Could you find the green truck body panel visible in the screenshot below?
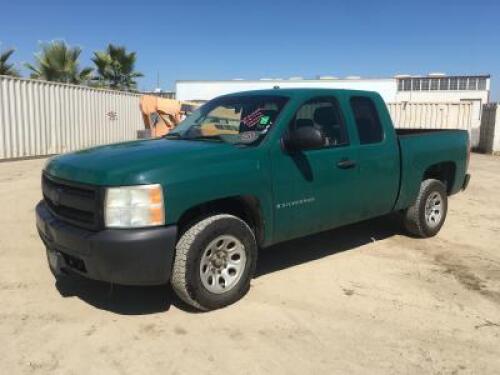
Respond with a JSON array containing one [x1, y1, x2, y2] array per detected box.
[[396, 131, 468, 209], [44, 88, 469, 247]]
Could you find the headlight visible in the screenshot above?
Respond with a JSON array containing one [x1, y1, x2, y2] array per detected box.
[[104, 184, 165, 228]]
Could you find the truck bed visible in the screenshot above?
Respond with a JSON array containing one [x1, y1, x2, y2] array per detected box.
[[394, 128, 469, 211]]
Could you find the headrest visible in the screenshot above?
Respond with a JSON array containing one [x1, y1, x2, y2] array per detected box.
[[296, 119, 314, 128], [314, 106, 338, 125]]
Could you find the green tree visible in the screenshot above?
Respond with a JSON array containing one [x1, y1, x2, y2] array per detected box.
[[0, 48, 20, 77], [92, 44, 143, 90], [25, 41, 92, 84]]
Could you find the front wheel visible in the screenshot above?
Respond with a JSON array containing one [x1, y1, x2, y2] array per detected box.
[[171, 214, 257, 311], [403, 179, 448, 238]]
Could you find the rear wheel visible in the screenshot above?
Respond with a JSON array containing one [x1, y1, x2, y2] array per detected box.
[[403, 179, 448, 238], [171, 214, 257, 311]]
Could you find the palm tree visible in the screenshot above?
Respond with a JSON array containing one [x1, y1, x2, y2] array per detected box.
[[0, 48, 20, 77], [26, 41, 92, 84], [92, 44, 143, 90]]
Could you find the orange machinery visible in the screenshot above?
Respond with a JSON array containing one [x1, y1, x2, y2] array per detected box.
[[139, 95, 199, 137]]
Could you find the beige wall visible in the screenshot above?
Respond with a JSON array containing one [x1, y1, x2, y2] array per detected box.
[[395, 91, 488, 147], [387, 102, 472, 131]]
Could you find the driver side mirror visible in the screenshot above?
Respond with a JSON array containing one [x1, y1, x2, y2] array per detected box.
[[285, 126, 325, 151]]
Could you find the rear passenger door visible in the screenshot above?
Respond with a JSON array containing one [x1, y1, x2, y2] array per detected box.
[[349, 96, 400, 219], [271, 96, 360, 242]]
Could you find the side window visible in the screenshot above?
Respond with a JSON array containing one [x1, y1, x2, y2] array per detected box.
[[350, 96, 384, 144], [291, 97, 348, 147]]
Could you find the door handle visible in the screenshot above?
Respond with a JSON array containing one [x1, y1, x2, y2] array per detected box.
[[336, 159, 357, 169]]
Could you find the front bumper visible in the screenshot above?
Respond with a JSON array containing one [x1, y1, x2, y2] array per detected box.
[[36, 201, 177, 285]]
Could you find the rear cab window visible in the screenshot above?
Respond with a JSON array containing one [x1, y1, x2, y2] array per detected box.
[[350, 96, 384, 144]]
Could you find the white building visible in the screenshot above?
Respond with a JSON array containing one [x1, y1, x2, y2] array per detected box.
[[175, 74, 491, 146], [176, 76, 399, 102], [176, 74, 490, 104]]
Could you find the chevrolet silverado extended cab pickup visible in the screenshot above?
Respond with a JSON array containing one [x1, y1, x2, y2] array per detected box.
[[36, 88, 470, 310]]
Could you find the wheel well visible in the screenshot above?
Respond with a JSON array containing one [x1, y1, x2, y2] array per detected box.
[[177, 196, 264, 246], [423, 162, 456, 194]]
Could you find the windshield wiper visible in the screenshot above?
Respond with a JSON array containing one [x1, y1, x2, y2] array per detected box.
[[164, 132, 226, 143], [184, 135, 225, 142]]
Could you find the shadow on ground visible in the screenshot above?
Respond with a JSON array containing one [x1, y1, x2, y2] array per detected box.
[[256, 214, 402, 277], [55, 214, 403, 315], [56, 277, 174, 315]]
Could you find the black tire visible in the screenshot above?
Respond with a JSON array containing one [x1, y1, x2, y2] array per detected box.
[[171, 214, 257, 311], [403, 179, 448, 238]]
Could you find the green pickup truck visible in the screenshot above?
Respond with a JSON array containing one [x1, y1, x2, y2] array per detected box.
[[36, 88, 470, 310]]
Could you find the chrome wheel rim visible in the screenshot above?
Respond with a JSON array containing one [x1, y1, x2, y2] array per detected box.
[[199, 235, 246, 294], [425, 191, 443, 228]]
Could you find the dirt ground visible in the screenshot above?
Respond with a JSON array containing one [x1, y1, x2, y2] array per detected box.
[[0, 153, 499, 375]]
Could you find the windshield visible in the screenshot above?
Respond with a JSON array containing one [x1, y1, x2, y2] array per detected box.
[[167, 95, 289, 145]]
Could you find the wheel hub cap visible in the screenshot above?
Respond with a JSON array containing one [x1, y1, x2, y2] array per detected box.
[[424, 191, 443, 228], [200, 235, 247, 294]]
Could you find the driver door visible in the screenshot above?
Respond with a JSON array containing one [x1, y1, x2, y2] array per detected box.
[[271, 96, 360, 243]]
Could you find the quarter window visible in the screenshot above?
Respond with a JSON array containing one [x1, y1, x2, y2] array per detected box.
[[350, 97, 384, 145]]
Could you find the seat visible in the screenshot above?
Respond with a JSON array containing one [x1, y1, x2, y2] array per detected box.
[[355, 116, 380, 144], [313, 106, 344, 145]]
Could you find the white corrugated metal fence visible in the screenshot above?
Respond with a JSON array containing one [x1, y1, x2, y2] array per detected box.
[[387, 102, 472, 130], [0, 76, 143, 160]]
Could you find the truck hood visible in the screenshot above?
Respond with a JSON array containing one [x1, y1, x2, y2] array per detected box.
[[44, 138, 248, 186]]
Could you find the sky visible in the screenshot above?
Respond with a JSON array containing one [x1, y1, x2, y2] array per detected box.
[[1, 0, 499, 99]]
